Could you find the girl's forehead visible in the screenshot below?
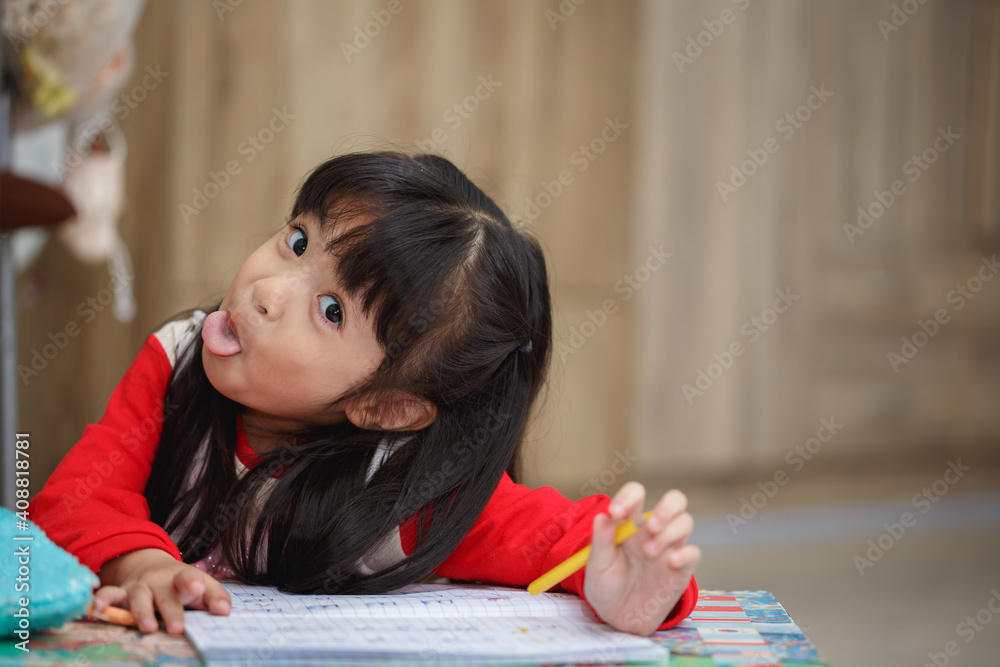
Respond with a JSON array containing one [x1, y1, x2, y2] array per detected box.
[[296, 208, 372, 239]]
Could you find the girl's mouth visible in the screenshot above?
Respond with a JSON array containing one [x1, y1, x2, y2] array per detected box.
[[202, 310, 243, 356]]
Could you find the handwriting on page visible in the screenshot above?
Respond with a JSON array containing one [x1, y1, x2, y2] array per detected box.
[[224, 582, 595, 619]]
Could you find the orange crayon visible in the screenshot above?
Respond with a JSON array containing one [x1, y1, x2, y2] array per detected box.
[[85, 602, 139, 628]]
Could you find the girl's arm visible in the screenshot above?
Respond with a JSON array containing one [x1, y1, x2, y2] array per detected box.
[[399, 473, 699, 633], [30, 329, 232, 636], [28, 334, 183, 573]]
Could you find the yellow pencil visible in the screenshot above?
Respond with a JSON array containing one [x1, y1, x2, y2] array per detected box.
[[527, 510, 653, 595]]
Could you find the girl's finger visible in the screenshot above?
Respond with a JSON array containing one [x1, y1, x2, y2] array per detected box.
[[173, 569, 207, 608], [651, 490, 687, 525], [152, 582, 186, 635], [666, 543, 702, 571], [203, 578, 232, 616], [92, 585, 129, 611], [124, 585, 159, 634], [643, 490, 687, 536], [645, 512, 694, 556], [608, 481, 646, 525]]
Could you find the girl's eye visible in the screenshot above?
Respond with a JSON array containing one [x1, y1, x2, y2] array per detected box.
[[320, 295, 343, 327], [287, 229, 307, 256]]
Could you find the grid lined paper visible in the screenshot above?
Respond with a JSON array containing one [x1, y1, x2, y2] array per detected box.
[[183, 582, 667, 665]]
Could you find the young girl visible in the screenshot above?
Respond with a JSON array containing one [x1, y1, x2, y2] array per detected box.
[[29, 152, 700, 637]]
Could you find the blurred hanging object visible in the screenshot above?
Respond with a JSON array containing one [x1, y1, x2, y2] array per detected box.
[[2, 0, 147, 323], [4, 0, 145, 129], [58, 124, 136, 320]]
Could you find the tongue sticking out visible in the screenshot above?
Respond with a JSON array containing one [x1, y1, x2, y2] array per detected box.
[[202, 310, 242, 356]]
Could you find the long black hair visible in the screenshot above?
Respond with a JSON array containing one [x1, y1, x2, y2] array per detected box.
[[144, 152, 552, 594]]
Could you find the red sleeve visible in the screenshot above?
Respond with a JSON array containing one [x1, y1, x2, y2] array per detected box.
[[28, 335, 182, 575], [400, 472, 697, 631]]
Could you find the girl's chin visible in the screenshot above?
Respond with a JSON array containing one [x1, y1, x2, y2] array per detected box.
[[201, 349, 241, 400]]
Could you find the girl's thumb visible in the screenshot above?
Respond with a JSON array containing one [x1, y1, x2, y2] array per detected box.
[[586, 512, 619, 572]]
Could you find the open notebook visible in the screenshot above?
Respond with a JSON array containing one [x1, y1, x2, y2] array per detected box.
[[184, 581, 669, 665]]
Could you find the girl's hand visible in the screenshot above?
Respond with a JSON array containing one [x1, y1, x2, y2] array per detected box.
[[583, 482, 701, 636], [95, 548, 232, 635]]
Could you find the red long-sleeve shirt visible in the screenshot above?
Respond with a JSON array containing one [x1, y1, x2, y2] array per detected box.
[[29, 314, 697, 630]]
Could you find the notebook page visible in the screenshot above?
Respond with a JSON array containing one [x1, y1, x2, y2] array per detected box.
[[222, 581, 597, 619], [184, 611, 668, 665]]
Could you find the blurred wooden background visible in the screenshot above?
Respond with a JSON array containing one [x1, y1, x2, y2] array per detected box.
[[15, 0, 999, 498]]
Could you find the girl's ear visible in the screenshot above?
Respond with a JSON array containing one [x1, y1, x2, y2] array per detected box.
[[344, 392, 438, 431]]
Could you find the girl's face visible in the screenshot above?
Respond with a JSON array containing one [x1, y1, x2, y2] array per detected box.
[[202, 214, 384, 432]]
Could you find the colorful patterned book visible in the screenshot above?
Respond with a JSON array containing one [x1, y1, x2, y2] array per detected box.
[[652, 590, 828, 666]]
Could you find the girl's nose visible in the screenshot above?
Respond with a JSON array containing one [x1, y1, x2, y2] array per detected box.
[[252, 271, 301, 318]]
